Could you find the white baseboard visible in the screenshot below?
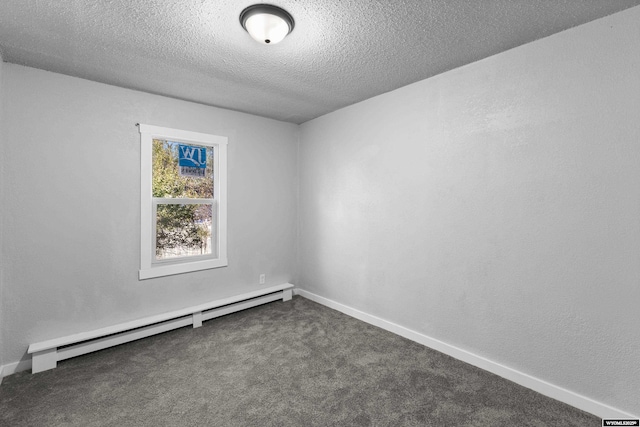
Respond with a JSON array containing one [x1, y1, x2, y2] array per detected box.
[[294, 288, 637, 420], [1, 359, 33, 382]]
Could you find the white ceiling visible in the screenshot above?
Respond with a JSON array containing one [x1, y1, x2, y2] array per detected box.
[[1, 1, 638, 124]]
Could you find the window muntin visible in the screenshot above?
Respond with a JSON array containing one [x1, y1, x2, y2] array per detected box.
[[139, 124, 227, 279]]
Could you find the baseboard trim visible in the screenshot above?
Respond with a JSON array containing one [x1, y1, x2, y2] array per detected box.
[[0, 359, 33, 381], [294, 288, 637, 420]]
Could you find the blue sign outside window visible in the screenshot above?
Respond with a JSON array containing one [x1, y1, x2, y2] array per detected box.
[[178, 144, 207, 178]]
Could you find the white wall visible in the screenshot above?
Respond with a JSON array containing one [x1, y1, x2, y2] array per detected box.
[[298, 6, 640, 416], [0, 65, 298, 366], [0, 53, 5, 373]]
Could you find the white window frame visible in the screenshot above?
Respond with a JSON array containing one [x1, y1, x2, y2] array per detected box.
[[138, 124, 228, 280]]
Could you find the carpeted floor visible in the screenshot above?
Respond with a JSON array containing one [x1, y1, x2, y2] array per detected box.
[[1, 295, 600, 426]]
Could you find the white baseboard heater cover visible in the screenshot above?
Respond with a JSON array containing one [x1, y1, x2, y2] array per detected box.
[[28, 283, 294, 373]]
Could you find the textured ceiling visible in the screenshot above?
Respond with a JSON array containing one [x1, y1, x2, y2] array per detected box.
[[1, 1, 639, 124]]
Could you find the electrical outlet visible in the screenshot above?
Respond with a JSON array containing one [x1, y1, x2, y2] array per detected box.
[[259, 274, 265, 284]]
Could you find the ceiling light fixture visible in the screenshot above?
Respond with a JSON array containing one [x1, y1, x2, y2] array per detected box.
[[240, 4, 294, 45]]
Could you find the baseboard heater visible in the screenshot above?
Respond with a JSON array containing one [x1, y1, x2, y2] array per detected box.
[[28, 283, 294, 374]]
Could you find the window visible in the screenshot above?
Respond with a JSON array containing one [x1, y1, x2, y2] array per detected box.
[[138, 124, 227, 279]]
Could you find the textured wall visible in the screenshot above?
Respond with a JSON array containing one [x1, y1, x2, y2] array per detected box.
[[298, 7, 640, 415], [0, 65, 298, 365], [0, 54, 4, 372]]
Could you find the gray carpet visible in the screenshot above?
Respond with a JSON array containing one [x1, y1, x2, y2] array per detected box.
[[1, 296, 600, 426]]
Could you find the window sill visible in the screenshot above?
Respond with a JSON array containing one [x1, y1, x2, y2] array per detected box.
[[139, 258, 228, 280]]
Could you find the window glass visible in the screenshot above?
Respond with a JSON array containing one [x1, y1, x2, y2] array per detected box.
[[156, 203, 216, 260], [152, 139, 214, 198]]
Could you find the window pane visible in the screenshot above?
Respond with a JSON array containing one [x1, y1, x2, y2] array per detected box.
[[156, 204, 217, 260], [152, 139, 214, 198]]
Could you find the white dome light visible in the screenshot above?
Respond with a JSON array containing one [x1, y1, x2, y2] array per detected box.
[[240, 4, 294, 45]]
